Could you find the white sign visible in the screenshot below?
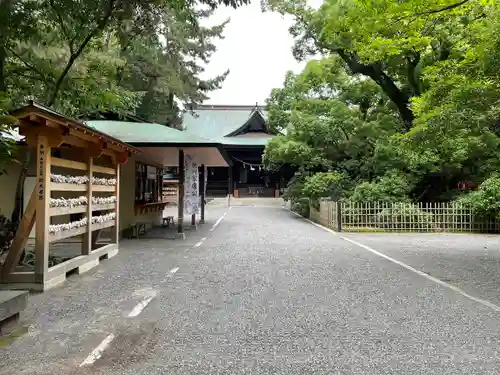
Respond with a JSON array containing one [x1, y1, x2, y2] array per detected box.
[[184, 153, 200, 215], [146, 165, 156, 179]]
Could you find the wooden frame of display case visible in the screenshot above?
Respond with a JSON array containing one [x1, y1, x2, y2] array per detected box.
[[0, 102, 139, 291]]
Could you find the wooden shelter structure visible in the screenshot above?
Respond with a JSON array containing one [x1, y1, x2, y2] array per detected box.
[[0, 102, 138, 291], [87, 120, 232, 238]]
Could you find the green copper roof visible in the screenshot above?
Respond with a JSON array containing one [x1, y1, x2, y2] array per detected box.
[[182, 105, 271, 146], [86, 120, 216, 145]]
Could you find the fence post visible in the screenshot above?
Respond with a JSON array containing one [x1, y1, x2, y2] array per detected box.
[[336, 201, 342, 232]]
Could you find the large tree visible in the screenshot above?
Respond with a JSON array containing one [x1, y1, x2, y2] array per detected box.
[[263, 0, 500, 203], [0, 0, 249, 225], [263, 0, 485, 130]]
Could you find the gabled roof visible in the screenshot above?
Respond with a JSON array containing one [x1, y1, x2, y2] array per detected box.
[[182, 105, 272, 146], [225, 110, 272, 137]]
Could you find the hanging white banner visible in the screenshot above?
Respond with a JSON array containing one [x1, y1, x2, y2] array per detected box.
[[183, 153, 200, 215]]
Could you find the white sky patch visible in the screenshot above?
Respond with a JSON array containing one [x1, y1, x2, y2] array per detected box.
[[200, 1, 312, 105]]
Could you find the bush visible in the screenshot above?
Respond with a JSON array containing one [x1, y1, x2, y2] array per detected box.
[[457, 176, 500, 218], [291, 198, 310, 217], [302, 172, 347, 207], [373, 204, 436, 230], [350, 171, 412, 202], [0, 215, 15, 257]]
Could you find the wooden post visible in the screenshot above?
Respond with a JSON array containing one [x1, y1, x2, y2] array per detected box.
[[112, 163, 120, 244], [35, 135, 51, 282], [336, 201, 342, 232], [177, 149, 185, 238], [200, 165, 205, 224], [82, 156, 93, 255], [1, 190, 36, 278]]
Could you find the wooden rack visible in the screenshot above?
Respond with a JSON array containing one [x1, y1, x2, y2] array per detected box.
[[0, 103, 138, 291], [162, 180, 179, 204]]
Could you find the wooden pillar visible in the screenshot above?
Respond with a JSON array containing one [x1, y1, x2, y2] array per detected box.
[[228, 166, 232, 197], [200, 165, 205, 224], [35, 135, 51, 283], [82, 156, 93, 255], [177, 149, 185, 237], [191, 213, 196, 226], [112, 164, 120, 244]]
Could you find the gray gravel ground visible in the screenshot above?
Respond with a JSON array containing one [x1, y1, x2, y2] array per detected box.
[[341, 232, 500, 307], [2, 206, 500, 374]]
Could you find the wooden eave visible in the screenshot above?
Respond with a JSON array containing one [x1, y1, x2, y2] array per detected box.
[[11, 101, 140, 156]]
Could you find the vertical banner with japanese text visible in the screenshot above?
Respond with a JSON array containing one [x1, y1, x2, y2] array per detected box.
[[183, 153, 200, 215]]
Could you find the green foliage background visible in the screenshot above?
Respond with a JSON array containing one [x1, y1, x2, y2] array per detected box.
[[261, 0, 500, 213]]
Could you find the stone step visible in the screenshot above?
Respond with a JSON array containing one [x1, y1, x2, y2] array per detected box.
[[0, 291, 28, 336]]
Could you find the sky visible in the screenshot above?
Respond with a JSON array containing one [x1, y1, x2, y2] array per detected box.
[[200, 1, 307, 106]]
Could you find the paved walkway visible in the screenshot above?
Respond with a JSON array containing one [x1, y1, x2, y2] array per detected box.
[[2, 206, 500, 374]]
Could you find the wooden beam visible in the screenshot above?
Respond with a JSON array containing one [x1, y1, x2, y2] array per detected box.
[[115, 152, 128, 165], [92, 185, 115, 192], [35, 135, 51, 283], [0, 189, 36, 278], [61, 135, 88, 148], [93, 165, 116, 175], [82, 156, 93, 256], [50, 183, 88, 192], [87, 142, 104, 158], [111, 164, 120, 244], [20, 126, 64, 148], [51, 157, 87, 171], [68, 129, 124, 154]]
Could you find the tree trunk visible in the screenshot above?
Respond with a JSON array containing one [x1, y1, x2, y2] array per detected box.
[[47, 0, 116, 106], [406, 53, 421, 96], [0, 45, 6, 92], [338, 50, 414, 130]]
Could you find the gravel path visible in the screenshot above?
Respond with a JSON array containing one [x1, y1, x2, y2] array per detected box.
[[2, 206, 500, 374]]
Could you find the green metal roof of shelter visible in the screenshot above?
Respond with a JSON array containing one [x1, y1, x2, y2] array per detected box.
[[86, 120, 217, 145], [182, 105, 274, 147], [86, 120, 232, 167]]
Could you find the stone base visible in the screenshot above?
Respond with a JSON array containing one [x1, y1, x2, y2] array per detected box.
[[0, 244, 119, 292], [176, 232, 186, 240], [0, 291, 28, 335], [104, 248, 119, 259], [199, 219, 205, 224], [76, 258, 99, 275]]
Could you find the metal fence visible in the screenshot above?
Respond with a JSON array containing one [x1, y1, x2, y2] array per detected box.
[[309, 200, 500, 233]]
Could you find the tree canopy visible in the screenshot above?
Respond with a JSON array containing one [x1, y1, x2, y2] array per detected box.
[[262, 0, 500, 208], [0, 0, 249, 224], [0, 0, 247, 125]]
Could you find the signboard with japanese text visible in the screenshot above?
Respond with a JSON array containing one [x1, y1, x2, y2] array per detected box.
[[183, 153, 200, 215]]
